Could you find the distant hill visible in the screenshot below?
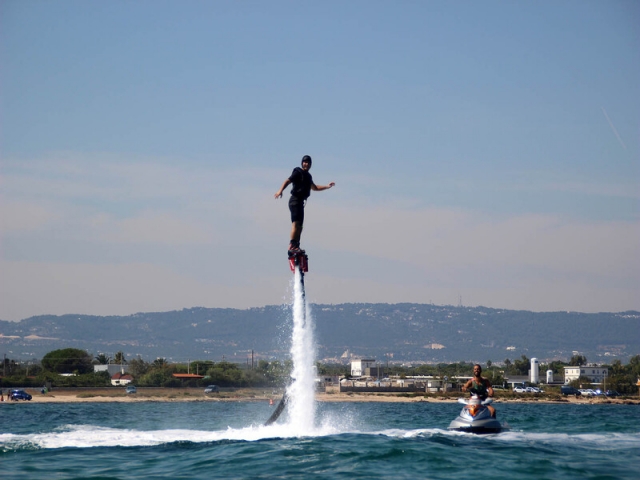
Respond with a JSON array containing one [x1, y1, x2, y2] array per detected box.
[[1, 304, 638, 364]]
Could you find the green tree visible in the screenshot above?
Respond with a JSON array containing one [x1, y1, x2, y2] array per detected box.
[[569, 355, 587, 366], [94, 354, 110, 365], [189, 360, 214, 376], [629, 355, 640, 376], [610, 359, 624, 376], [114, 351, 127, 365], [316, 362, 349, 376], [414, 364, 437, 376], [513, 355, 530, 375], [41, 348, 93, 374], [205, 361, 245, 387], [138, 369, 175, 387], [255, 360, 287, 383], [35, 370, 111, 388], [504, 359, 512, 374], [128, 356, 150, 377], [153, 358, 168, 368], [603, 355, 640, 394], [547, 360, 567, 375], [2, 357, 19, 376], [256, 360, 270, 373], [605, 374, 634, 394]]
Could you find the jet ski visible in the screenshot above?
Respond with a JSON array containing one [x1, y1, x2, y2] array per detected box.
[[448, 395, 508, 434]]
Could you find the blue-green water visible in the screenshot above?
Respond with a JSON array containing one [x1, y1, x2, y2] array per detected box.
[[1, 401, 638, 479]]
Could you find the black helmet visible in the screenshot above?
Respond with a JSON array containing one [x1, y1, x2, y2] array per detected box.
[[301, 155, 312, 166]]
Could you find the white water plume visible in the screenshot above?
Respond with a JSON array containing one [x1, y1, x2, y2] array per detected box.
[[285, 266, 317, 434]]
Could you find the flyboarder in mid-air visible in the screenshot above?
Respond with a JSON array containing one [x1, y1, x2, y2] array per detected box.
[[267, 155, 333, 425], [274, 155, 335, 257]]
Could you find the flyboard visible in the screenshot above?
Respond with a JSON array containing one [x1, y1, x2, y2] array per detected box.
[[264, 248, 308, 426]]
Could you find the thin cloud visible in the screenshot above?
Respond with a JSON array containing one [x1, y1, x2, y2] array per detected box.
[[0, 201, 59, 233], [2, 153, 639, 320], [601, 107, 627, 150], [544, 181, 639, 199], [309, 204, 640, 279]]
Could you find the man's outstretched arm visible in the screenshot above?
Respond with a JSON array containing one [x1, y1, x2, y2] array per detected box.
[[311, 182, 335, 192]]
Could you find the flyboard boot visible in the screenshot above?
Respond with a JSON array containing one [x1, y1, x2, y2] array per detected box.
[[288, 240, 308, 273]]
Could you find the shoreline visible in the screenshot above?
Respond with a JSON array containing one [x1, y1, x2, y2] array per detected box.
[[2, 387, 638, 405]]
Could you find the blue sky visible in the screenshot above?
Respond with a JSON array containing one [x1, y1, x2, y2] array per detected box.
[[1, 1, 638, 320]]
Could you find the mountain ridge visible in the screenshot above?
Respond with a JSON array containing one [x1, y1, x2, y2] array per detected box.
[[1, 303, 638, 364]]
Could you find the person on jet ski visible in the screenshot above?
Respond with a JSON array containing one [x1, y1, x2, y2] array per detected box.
[[462, 364, 496, 418]]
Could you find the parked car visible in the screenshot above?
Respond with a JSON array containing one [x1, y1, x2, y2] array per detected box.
[[204, 385, 219, 393], [605, 390, 621, 397], [560, 386, 581, 396], [513, 386, 526, 393], [579, 389, 597, 397], [10, 389, 32, 401], [525, 387, 543, 393], [125, 386, 137, 394]]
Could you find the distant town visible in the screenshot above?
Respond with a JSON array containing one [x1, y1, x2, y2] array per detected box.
[[2, 348, 639, 397]]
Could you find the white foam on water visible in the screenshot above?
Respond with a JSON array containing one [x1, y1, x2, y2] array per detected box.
[[373, 428, 640, 448], [3, 423, 639, 451], [0, 421, 344, 450], [491, 430, 640, 449], [375, 428, 448, 438]]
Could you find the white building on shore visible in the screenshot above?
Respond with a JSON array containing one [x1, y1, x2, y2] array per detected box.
[[564, 365, 608, 384], [94, 364, 130, 376], [351, 358, 380, 377]]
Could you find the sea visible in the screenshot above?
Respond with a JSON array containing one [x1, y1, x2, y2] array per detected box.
[[4, 273, 639, 479], [1, 400, 639, 479]]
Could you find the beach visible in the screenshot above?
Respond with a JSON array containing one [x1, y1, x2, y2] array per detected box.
[[4, 387, 638, 404]]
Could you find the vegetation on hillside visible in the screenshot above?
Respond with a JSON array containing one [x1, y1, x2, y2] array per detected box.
[[2, 305, 638, 363]]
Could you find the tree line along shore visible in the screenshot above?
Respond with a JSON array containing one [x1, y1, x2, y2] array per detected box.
[[2, 348, 640, 397]]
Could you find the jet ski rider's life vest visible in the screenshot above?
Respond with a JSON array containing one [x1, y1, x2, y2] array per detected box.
[[471, 380, 489, 399]]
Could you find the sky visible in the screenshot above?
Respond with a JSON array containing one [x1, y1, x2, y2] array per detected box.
[[1, 0, 638, 321]]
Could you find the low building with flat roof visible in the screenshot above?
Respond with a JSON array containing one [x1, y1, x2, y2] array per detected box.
[[564, 366, 608, 384], [351, 358, 377, 377], [94, 364, 130, 376]]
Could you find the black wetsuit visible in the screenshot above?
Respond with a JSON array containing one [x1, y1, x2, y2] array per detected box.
[[288, 167, 315, 224]]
